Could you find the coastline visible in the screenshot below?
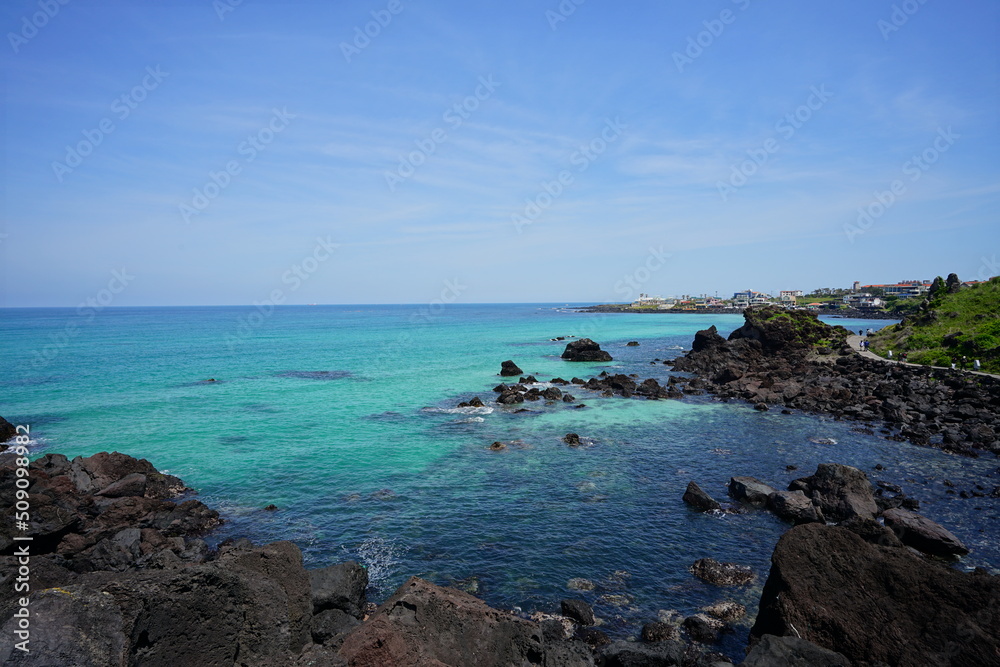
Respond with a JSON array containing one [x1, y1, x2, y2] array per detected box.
[[2, 309, 998, 665], [573, 304, 902, 320]]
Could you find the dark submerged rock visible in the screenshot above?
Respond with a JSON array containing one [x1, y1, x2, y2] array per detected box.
[[689, 558, 754, 586]]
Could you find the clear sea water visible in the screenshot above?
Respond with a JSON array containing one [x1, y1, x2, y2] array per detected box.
[[2, 304, 997, 660]]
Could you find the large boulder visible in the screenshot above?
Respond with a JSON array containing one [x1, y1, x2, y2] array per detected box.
[[337, 577, 544, 666], [727, 477, 775, 506], [741, 634, 851, 666], [750, 524, 1000, 665], [598, 640, 686, 666], [309, 561, 369, 619], [789, 464, 877, 522], [561, 339, 613, 362], [881, 508, 969, 558], [0, 542, 314, 667]]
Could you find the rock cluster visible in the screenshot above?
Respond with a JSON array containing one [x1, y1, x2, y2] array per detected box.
[[671, 307, 1000, 456]]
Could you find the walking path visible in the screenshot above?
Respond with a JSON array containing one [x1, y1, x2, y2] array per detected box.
[[846, 335, 1000, 380]]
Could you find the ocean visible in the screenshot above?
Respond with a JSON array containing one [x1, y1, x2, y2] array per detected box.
[[2, 304, 997, 660]]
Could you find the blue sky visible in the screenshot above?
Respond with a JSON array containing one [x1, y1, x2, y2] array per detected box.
[[2, 0, 998, 306]]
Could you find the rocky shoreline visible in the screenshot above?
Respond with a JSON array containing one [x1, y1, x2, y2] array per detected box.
[[667, 306, 1000, 459], [573, 305, 900, 320], [2, 446, 997, 666]]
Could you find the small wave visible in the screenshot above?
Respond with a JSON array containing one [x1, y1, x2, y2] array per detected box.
[[356, 535, 407, 598], [274, 370, 352, 381], [421, 406, 494, 416], [809, 437, 838, 445], [454, 416, 485, 424]]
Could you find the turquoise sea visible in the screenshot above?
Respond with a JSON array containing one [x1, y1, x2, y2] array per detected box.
[[2, 304, 997, 660]]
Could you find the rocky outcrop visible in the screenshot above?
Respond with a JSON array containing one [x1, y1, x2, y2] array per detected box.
[[337, 576, 545, 667], [766, 490, 823, 524], [750, 524, 1000, 665], [727, 477, 775, 506], [0, 452, 217, 566], [683, 481, 721, 511], [881, 507, 969, 558], [561, 339, 613, 362], [500, 360, 524, 377], [787, 464, 877, 522], [670, 306, 1000, 456]]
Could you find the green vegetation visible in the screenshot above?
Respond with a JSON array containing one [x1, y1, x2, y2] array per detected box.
[[869, 275, 1000, 373]]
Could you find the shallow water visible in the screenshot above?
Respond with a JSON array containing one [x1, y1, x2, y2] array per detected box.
[[2, 304, 996, 660]]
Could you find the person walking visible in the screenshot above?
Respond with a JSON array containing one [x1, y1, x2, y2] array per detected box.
[[974, 359, 981, 371], [887, 350, 893, 360]]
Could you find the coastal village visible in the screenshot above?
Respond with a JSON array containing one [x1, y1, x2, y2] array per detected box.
[[625, 278, 982, 313]]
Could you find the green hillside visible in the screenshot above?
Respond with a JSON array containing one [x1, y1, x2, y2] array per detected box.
[[869, 275, 1000, 373]]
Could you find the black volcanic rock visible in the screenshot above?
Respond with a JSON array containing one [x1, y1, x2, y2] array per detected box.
[[691, 325, 727, 353], [500, 360, 524, 377], [561, 339, 613, 362], [750, 524, 999, 665], [682, 481, 721, 512], [0, 416, 16, 444]]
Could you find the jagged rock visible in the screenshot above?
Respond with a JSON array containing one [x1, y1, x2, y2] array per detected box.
[[574, 627, 611, 649], [750, 524, 1000, 665], [791, 464, 877, 522], [881, 508, 969, 558], [838, 516, 902, 548], [626, 341, 640, 346], [766, 490, 823, 524], [564, 433, 582, 447], [683, 481, 721, 512], [560, 599, 595, 626], [692, 325, 727, 353], [690, 558, 754, 586], [561, 339, 613, 362], [309, 560, 369, 618], [728, 477, 776, 506], [742, 634, 852, 666], [489, 441, 507, 451], [543, 638, 595, 666], [95, 472, 147, 498], [337, 577, 544, 666], [500, 360, 524, 377]]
